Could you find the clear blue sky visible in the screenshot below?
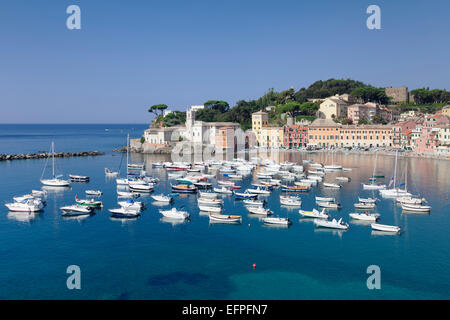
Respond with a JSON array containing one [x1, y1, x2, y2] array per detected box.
[[1, 0, 449, 123]]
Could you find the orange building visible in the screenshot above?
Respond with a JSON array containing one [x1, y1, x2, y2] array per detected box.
[[307, 119, 341, 148], [215, 126, 234, 150]]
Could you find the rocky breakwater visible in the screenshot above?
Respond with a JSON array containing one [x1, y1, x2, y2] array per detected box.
[[0, 151, 105, 161]]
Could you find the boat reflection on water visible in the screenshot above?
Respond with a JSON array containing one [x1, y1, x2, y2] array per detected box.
[[61, 214, 93, 223], [152, 201, 172, 207], [7, 211, 42, 223], [159, 217, 189, 226], [109, 215, 140, 223], [371, 230, 402, 237], [349, 219, 373, 226], [41, 185, 71, 193], [313, 227, 346, 238], [262, 222, 291, 229]]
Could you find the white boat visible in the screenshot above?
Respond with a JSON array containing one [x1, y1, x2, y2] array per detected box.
[[263, 217, 292, 225], [159, 208, 190, 220], [336, 176, 350, 182], [380, 151, 411, 198], [118, 199, 142, 212], [213, 187, 233, 194], [194, 181, 212, 189], [247, 206, 272, 215], [401, 203, 431, 212], [299, 208, 329, 219], [86, 190, 102, 196], [362, 183, 386, 190], [243, 199, 265, 207], [13, 194, 38, 203], [5, 199, 44, 212], [314, 218, 349, 230], [396, 197, 424, 205], [209, 213, 242, 223], [109, 207, 140, 218], [247, 187, 271, 195], [217, 180, 235, 186], [198, 205, 222, 213], [371, 223, 401, 233], [199, 191, 218, 199], [117, 191, 139, 198], [40, 141, 71, 187], [308, 175, 323, 182], [349, 212, 380, 221], [228, 174, 243, 180], [151, 194, 173, 203], [310, 163, 323, 168], [116, 178, 129, 185], [128, 183, 153, 193], [323, 183, 341, 189], [300, 179, 316, 185], [308, 170, 324, 176], [354, 202, 376, 209], [105, 168, 120, 176], [315, 196, 335, 202], [60, 205, 93, 215], [316, 201, 340, 209], [342, 168, 352, 172], [197, 198, 223, 206], [280, 198, 302, 206], [168, 172, 184, 179], [358, 197, 377, 203], [69, 174, 90, 182]]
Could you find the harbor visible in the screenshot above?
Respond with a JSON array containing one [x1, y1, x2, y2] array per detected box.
[[0, 124, 449, 299]]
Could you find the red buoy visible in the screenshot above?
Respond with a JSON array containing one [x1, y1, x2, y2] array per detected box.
[[252, 264, 256, 269]]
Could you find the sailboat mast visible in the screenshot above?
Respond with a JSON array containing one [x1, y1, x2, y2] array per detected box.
[[405, 161, 408, 191], [372, 152, 378, 185], [126, 134, 129, 177], [393, 150, 397, 190], [52, 140, 55, 178]]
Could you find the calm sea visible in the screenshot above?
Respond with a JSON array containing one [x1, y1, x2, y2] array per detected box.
[[0, 124, 449, 299]]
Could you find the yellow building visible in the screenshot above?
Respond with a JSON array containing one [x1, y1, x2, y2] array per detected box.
[[442, 106, 450, 117], [307, 119, 341, 148], [319, 97, 348, 120], [252, 111, 269, 146], [339, 125, 393, 148], [260, 127, 284, 148]]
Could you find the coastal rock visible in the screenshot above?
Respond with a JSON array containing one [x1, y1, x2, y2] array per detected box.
[[0, 151, 105, 162]]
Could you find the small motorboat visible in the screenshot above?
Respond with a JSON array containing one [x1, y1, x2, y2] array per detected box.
[[233, 191, 258, 199], [323, 183, 341, 189], [243, 199, 265, 207], [213, 187, 233, 194], [118, 199, 142, 212], [85, 190, 102, 196], [280, 198, 302, 206], [209, 213, 242, 223], [194, 181, 212, 189], [228, 174, 243, 180], [281, 185, 309, 192], [5, 199, 44, 212], [316, 201, 340, 209], [354, 202, 376, 209], [105, 168, 120, 176], [315, 196, 335, 202], [247, 187, 271, 195], [401, 203, 431, 212], [217, 180, 235, 187], [358, 197, 377, 203], [171, 184, 197, 193], [349, 212, 380, 221], [371, 223, 401, 233], [109, 207, 140, 218], [299, 208, 329, 219], [60, 205, 93, 215], [362, 183, 386, 190], [198, 198, 223, 206], [314, 218, 349, 230], [396, 197, 425, 205], [75, 196, 102, 208], [159, 208, 190, 220], [198, 205, 222, 213], [336, 176, 350, 182], [117, 191, 140, 198], [263, 217, 292, 226], [247, 206, 272, 216], [13, 194, 39, 203], [128, 183, 153, 193], [199, 191, 218, 199], [342, 168, 352, 172], [151, 194, 173, 203], [69, 174, 90, 182]]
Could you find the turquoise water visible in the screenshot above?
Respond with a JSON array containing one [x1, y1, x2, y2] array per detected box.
[[0, 124, 449, 299]]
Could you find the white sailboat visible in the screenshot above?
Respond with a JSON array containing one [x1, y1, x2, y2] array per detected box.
[[380, 152, 411, 198], [40, 141, 71, 187]]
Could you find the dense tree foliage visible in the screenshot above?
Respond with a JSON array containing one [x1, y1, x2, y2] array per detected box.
[[153, 111, 186, 127], [351, 86, 389, 104], [410, 88, 450, 104]]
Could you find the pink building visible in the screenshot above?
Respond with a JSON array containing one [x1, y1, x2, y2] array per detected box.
[[392, 120, 417, 149], [414, 114, 450, 154], [283, 125, 308, 148]]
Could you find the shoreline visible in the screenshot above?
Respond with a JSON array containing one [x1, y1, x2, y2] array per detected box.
[[0, 151, 105, 162]]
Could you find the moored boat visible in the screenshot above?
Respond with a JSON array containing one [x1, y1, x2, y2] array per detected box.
[[401, 203, 431, 212], [314, 218, 349, 230], [60, 205, 93, 215], [247, 206, 272, 216], [354, 202, 376, 209], [263, 217, 292, 225], [371, 223, 401, 233], [159, 208, 190, 220], [86, 190, 102, 196], [349, 212, 380, 221], [299, 208, 329, 219], [171, 184, 197, 193], [209, 213, 242, 223]]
